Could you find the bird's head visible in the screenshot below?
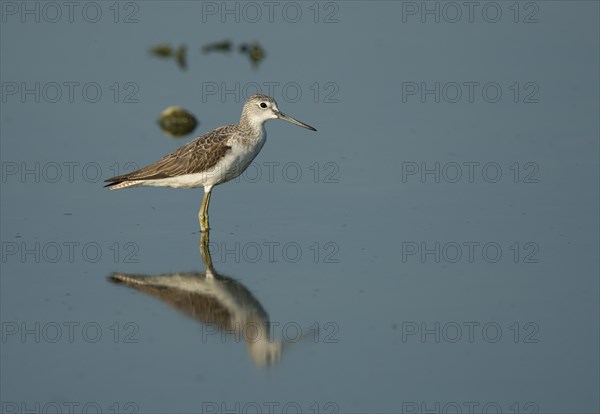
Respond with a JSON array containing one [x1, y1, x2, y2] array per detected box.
[[241, 94, 316, 131]]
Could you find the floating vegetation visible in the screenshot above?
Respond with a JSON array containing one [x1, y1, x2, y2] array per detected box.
[[175, 45, 187, 70], [202, 39, 233, 54], [157, 106, 198, 137], [149, 44, 173, 58], [150, 43, 187, 70], [151, 40, 267, 70], [239, 42, 266, 68]]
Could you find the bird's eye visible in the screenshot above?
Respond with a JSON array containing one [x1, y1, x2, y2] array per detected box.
[[260, 102, 267, 108]]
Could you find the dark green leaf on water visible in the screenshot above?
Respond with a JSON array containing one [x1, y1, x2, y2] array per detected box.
[[158, 106, 198, 137], [239, 42, 266, 68], [150, 43, 187, 70], [175, 45, 187, 70], [150, 44, 173, 58], [202, 39, 233, 54]]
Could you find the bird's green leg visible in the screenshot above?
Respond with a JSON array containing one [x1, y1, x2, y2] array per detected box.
[[199, 188, 212, 231]]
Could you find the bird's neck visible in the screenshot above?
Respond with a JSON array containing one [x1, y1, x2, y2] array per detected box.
[[238, 114, 266, 146]]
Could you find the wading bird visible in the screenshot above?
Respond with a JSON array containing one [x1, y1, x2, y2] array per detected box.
[[104, 94, 316, 230]]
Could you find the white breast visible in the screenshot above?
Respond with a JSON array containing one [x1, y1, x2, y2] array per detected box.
[[139, 131, 267, 190]]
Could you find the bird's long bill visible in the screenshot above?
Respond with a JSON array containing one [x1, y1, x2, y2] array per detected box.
[[277, 112, 317, 131]]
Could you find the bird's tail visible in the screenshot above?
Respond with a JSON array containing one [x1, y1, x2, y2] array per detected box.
[[103, 180, 143, 190]]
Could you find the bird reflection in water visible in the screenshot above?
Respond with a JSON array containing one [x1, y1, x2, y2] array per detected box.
[[109, 231, 283, 366]]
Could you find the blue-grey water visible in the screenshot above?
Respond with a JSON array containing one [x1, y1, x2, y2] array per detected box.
[[1, 2, 598, 413]]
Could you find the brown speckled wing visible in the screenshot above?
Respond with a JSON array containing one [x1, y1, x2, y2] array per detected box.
[[105, 125, 235, 183]]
